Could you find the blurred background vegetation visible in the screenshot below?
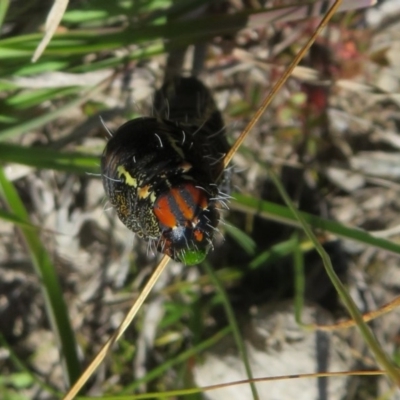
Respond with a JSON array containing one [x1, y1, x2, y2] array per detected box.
[[2, 0, 400, 399]]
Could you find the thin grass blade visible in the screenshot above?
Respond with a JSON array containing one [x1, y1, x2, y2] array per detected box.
[[203, 261, 259, 400], [0, 143, 99, 174], [268, 166, 400, 385], [0, 166, 81, 386], [232, 193, 400, 256]]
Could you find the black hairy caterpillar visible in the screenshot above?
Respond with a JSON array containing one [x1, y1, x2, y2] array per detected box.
[[101, 76, 230, 265]]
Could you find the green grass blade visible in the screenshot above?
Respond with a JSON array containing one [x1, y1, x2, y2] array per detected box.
[[70, 43, 164, 73], [224, 223, 256, 255], [12, 60, 69, 76], [0, 143, 100, 174], [267, 168, 400, 385], [0, 166, 81, 386], [0, 333, 60, 396], [0, 97, 86, 140], [232, 193, 400, 255], [0, 0, 9, 31], [0, 208, 41, 229], [292, 232, 306, 327], [249, 236, 315, 269], [203, 261, 259, 400], [0, 76, 111, 140], [6, 87, 80, 109], [122, 327, 231, 394]]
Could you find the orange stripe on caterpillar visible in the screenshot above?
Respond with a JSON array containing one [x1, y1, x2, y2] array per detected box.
[[154, 184, 209, 229]]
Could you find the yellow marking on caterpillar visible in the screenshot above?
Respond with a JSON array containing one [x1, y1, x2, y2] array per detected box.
[[138, 185, 152, 199], [117, 165, 137, 187]]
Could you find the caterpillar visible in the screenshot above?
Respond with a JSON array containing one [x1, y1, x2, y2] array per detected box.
[[101, 76, 230, 265]]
